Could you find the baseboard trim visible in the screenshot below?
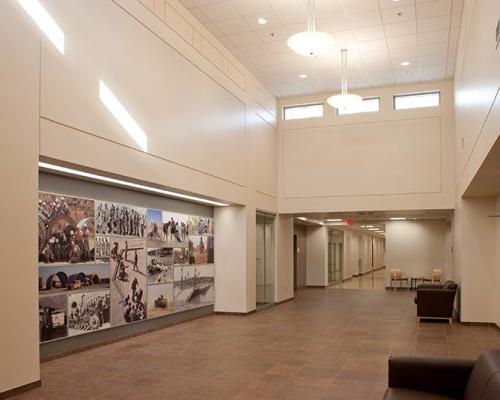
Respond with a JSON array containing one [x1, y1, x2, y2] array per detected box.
[[276, 297, 294, 305], [459, 321, 500, 328], [214, 309, 257, 316], [0, 380, 41, 399]]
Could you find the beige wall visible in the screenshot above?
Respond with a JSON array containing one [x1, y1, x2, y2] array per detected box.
[[450, 0, 500, 324], [278, 81, 455, 214], [496, 196, 500, 326], [385, 220, 448, 285], [337, 229, 385, 280], [453, 198, 497, 323], [306, 226, 328, 286], [1, 0, 282, 392], [276, 215, 294, 302], [21, 0, 281, 321], [343, 231, 359, 279], [454, 0, 500, 197], [0, 1, 40, 393]]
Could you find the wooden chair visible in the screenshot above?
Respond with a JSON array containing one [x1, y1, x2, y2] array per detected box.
[[431, 268, 442, 284], [389, 268, 409, 291]]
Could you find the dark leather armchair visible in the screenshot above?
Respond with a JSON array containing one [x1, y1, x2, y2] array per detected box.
[[414, 280, 457, 323], [384, 350, 500, 399]]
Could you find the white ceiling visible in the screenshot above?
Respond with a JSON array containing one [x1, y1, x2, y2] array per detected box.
[[180, 0, 463, 97]]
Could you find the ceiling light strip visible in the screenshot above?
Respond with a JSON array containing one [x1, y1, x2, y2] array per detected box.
[[38, 162, 229, 207]]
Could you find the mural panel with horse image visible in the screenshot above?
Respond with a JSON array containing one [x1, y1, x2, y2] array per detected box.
[[38, 192, 95, 265]]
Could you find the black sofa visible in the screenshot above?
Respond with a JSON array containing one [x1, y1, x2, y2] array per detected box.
[[384, 350, 500, 399], [414, 281, 457, 323]]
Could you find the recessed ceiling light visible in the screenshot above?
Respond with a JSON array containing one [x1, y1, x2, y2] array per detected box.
[[390, 217, 407, 220], [400, 61, 410, 66], [368, 228, 378, 231], [366, 225, 374, 228], [257, 17, 268, 25], [299, 74, 308, 79], [325, 218, 342, 222]]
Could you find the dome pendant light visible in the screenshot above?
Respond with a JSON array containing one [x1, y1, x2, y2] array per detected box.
[[327, 49, 362, 110], [287, 0, 335, 57]]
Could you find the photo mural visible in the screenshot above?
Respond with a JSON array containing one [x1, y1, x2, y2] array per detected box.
[[38, 191, 215, 343]]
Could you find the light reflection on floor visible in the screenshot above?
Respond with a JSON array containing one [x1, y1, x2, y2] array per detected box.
[[329, 268, 386, 290]]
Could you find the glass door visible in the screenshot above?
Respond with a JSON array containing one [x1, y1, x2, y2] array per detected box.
[[256, 213, 275, 309]]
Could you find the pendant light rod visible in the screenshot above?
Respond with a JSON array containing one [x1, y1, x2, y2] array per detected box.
[[307, 0, 316, 32], [326, 48, 363, 110]]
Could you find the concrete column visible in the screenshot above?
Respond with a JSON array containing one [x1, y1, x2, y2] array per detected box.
[[0, 0, 40, 394]]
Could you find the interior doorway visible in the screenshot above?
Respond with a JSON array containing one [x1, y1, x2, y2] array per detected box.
[[328, 229, 344, 285], [256, 212, 275, 309]]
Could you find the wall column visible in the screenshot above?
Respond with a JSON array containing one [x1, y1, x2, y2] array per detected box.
[[276, 215, 294, 302], [453, 197, 497, 323], [0, 0, 40, 394]]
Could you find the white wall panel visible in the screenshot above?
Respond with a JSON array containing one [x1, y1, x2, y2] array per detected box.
[[40, 0, 247, 186], [385, 220, 447, 285], [306, 226, 328, 286], [454, 0, 500, 195], [283, 118, 442, 198], [255, 114, 278, 198]]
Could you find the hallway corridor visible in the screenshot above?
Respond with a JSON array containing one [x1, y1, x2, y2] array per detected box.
[[330, 268, 386, 290]]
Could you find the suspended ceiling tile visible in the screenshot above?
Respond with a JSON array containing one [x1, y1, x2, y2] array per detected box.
[[182, 0, 461, 97]]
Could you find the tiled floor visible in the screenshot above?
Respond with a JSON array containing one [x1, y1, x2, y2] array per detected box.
[[13, 288, 500, 400], [330, 269, 387, 290]]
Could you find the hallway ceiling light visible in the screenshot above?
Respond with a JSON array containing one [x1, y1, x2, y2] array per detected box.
[[325, 219, 342, 222], [38, 162, 229, 207], [299, 74, 308, 79], [257, 17, 268, 25], [17, 0, 65, 54], [400, 61, 410, 66], [287, 0, 334, 57], [99, 80, 148, 152], [368, 228, 378, 231], [366, 225, 374, 228], [390, 217, 407, 220], [326, 49, 362, 110]]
